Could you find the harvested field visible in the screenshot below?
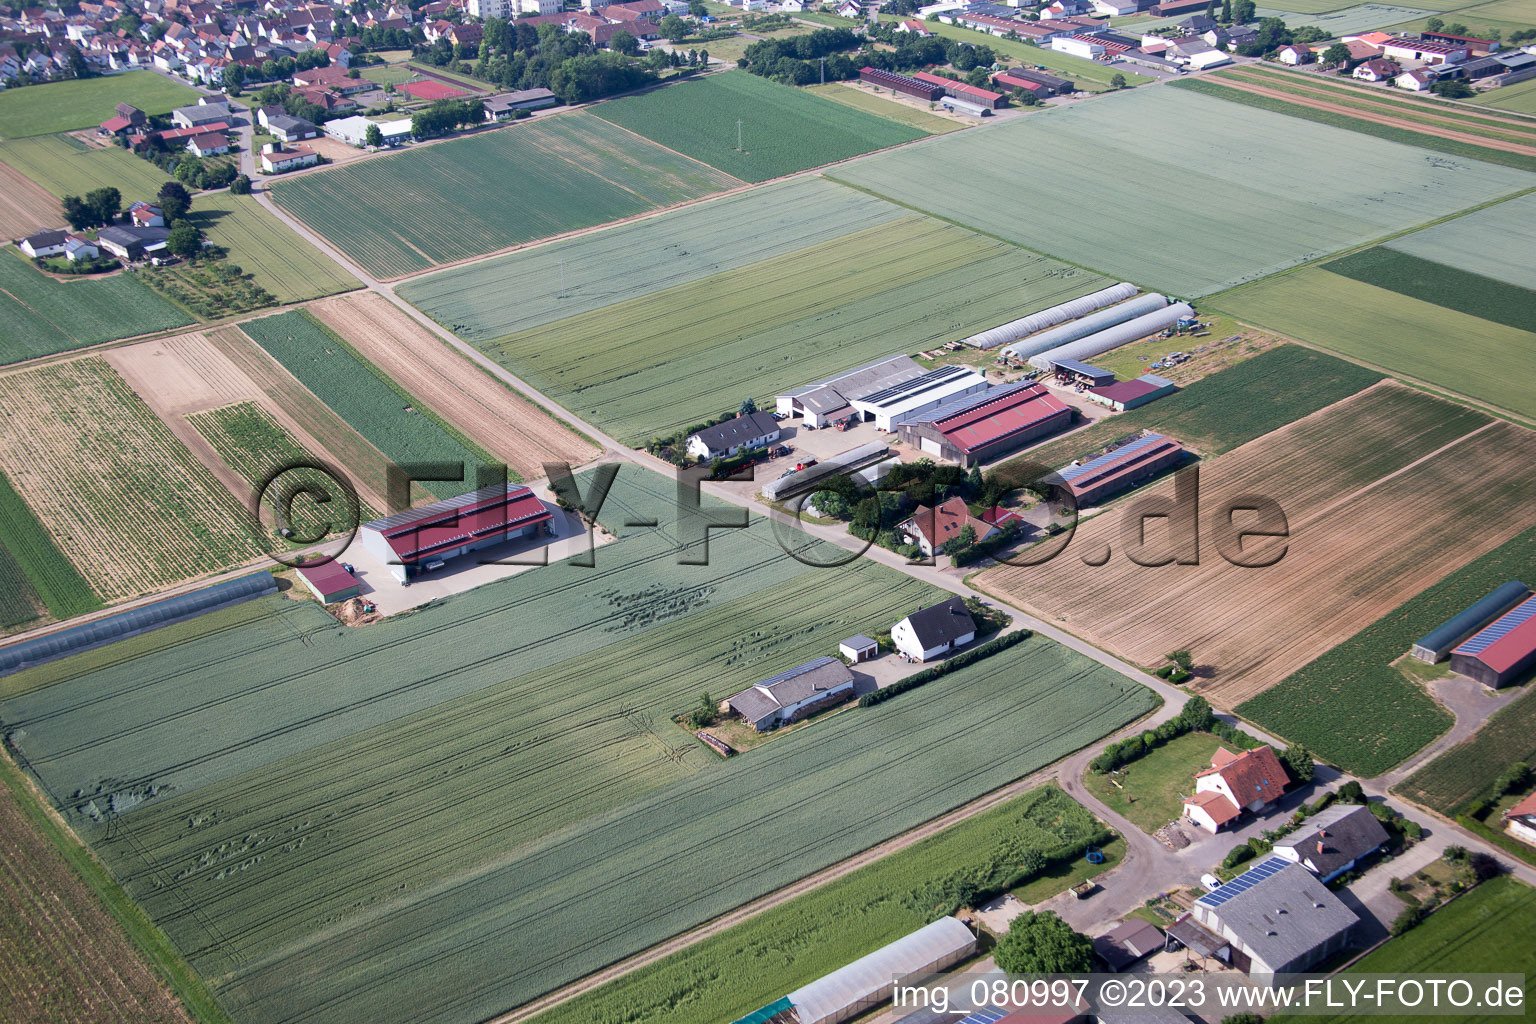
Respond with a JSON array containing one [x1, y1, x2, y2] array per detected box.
[[1213, 265, 1536, 419], [0, 356, 264, 602], [267, 111, 743, 278], [1383, 190, 1536, 290], [0, 758, 198, 1024], [307, 292, 599, 480], [1397, 686, 1536, 813], [0, 134, 172, 201], [472, 214, 1109, 443], [1252, 525, 1536, 779], [0, 72, 197, 138], [831, 86, 1533, 296], [977, 383, 1536, 714], [1171, 77, 1536, 172], [240, 311, 496, 498], [0, 248, 192, 364], [399, 176, 907, 342], [806, 83, 968, 133], [1325, 247, 1536, 333], [0, 468, 1152, 1024], [183, 194, 360, 303], [591, 71, 925, 181], [0, 158, 60, 239]]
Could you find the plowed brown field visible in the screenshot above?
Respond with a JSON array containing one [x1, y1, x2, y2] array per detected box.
[[976, 383, 1536, 705], [0, 159, 59, 239], [308, 292, 600, 481]]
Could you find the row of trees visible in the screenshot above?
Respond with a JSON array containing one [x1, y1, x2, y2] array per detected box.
[[59, 182, 205, 258], [740, 26, 1001, 86], [409, 97, 486, 139], [415, 19, 660, 104], [224, 48, 330, 95]]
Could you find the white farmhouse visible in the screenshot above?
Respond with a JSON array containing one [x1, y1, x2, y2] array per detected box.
[[891, 597, 976, 662], [685, 410, 780, 461]]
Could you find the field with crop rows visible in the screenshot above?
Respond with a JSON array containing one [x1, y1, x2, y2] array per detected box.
[[1382, 191, 1536, 290], [0, 157, 60, 239], [1279, 876, 1536, 1024], [1244, 525, 1536, 777], [474, 215, 1109, 443], [240, 311, 493, 500], [1393, 0, 1536, 32], [0, 357, 264, 602], [183, 194, 361, 303], [1397, 685, 1536, 812], [0, 468, 1152, 1024], [591, 71, 924, 182], [0, 72, 197, 137], [1172, 77, 1536, 173], [0, 470, 101, 632], [308, 292, 599, 480], [1252, 3, 1436, 31], [188, 401, 375, 534], [399, 176, 907, 340], [831, 86, 1533, 297], [1325, 248, 1536, 333], [0, 758, 199, 1024], [1213, 266, 1536, 419], [1472, 76, 1536, 115], [0, 134, 173, 200], [267, 111, 742, 278], [527, 786, 1111, 1024], [0, 248, 191, 364], [806, 83, 967, 133], [997, 345, 1382, 476], [980, 384, 1536, 744]]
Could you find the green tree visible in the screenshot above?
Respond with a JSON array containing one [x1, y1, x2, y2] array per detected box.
[[1322, 42, 1351, 66], [689, 0, 707, 14], [1110, 72, 1128, 89], [157, 181, 192, 222], [992, 911, 1094, 974], [230, 174, 252, 195], [611, 29, 640, 55], [1220, 0, 1232, 20], [1166, 649, 1194, 672], [1425, 16, 1444, 30], [1232, 0, 1255, 21], [225, 62, 245, 94], [941, 524, 977, 557], [738, 397, 757, 415], [1337, 780, 1365, 804], [165, 220, 203, 258], [809, 489, 851, 520], [660, 13, 689, 41], [84, 187, 121, 226], [1282, 744, 1315, 783], [365, 122, 384, 148], [175, 155, 205, 188], [1178, 695, 1215, 732], [61, 195, 95, 230]]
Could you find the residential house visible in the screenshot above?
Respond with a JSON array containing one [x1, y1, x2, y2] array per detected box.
[[1277, 42, 1313, 64], [1273, 804, 1390, 882], [1185, 857, 1358, 974], [63, 235, 100, 261], [128, 202, 165, 227], [260, 141, 319, 172], [725, 656, 856, 731], [891, 596, 976, 662], [18, 228, 69, 258], [835, 0, 863, 18], [1353, 56, 1399, 80], [292, 64, 369, 94], [897, 496, 997, 558], [1505, 790, 1536, 846], [684, 410, 781, 460], [894, 17, 931, 34], [1182, 745, 1290, 833], [187, 131, 230, 156], [1396, 66, 1437, 89]]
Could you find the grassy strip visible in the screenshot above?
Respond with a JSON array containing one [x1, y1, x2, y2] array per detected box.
[[1169, 77, 1536, 174], [860, 628, 1030, 705], [0, 752, 233, 1024], [0, 468, 102, 622], [1397, 685, 1536, 814], [1324, 247, 1536, 335], [995, 344, 1382, 474], [1240, 526, 1536, 778], [524, 785, 1111, 1024]]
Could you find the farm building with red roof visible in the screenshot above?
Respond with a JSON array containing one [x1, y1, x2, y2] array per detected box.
[[895, 381, 1073, 467], [399, 78, 471, 101], [1450, 594, 1536, 687], [1086, 373, 1176, 412], [296, 560, 363, 603], [1059, 432, 1184, 506], [911, 70, 1005, 109], [360, 483, 554, 584]]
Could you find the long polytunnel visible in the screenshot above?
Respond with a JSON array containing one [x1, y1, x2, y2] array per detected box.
[[960, 282, 1138, 350], [786, 917, 977, 1024], [1029, 302, 1195, 371], [999, 292, 1169, 361]]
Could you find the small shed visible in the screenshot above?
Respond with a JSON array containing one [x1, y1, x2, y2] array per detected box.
[[296, 560, 362, 603], [1050, 358, 1115, 387], [1094, 918, 1165, 971], [839, 635, 878, 662]]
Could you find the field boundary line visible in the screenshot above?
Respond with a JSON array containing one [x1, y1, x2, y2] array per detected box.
[[1225, 66, 1536, 135], [1231, 64, 1536, 127]]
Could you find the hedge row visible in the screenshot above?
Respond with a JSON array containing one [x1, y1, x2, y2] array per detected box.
[[859, 629, 1031, 707]]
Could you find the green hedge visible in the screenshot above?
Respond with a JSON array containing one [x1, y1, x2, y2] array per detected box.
[[859, 629, 1030, 707]]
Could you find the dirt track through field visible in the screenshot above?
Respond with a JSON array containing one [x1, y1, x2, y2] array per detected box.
[[1212, 76, 1536, 156], [308, 292, 601, 480], [0, 158, 60, 239], [1230, 68, 1536, 133]]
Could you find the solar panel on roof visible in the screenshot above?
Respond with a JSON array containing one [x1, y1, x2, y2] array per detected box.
[[1059, 433, 1170, 482], [1195, 856, 1289, 909], [858, 364, 971, 406], [958, 1008, 1008, 1024], [1453, 595, 1536, 656]]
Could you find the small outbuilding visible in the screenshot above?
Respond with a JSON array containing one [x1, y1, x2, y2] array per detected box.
[[1094, 918, 1165, 972], [1190, 857, 1358, 974], [1050, 358, 1116, 388], [295, 560, 363, 603], [839, 635, 878, 663], [1087, 373, 1176, 412], [787, 917, 976, 1024]]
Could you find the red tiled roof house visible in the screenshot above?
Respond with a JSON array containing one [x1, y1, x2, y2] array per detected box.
[[1183, 746, 1290, 833]]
